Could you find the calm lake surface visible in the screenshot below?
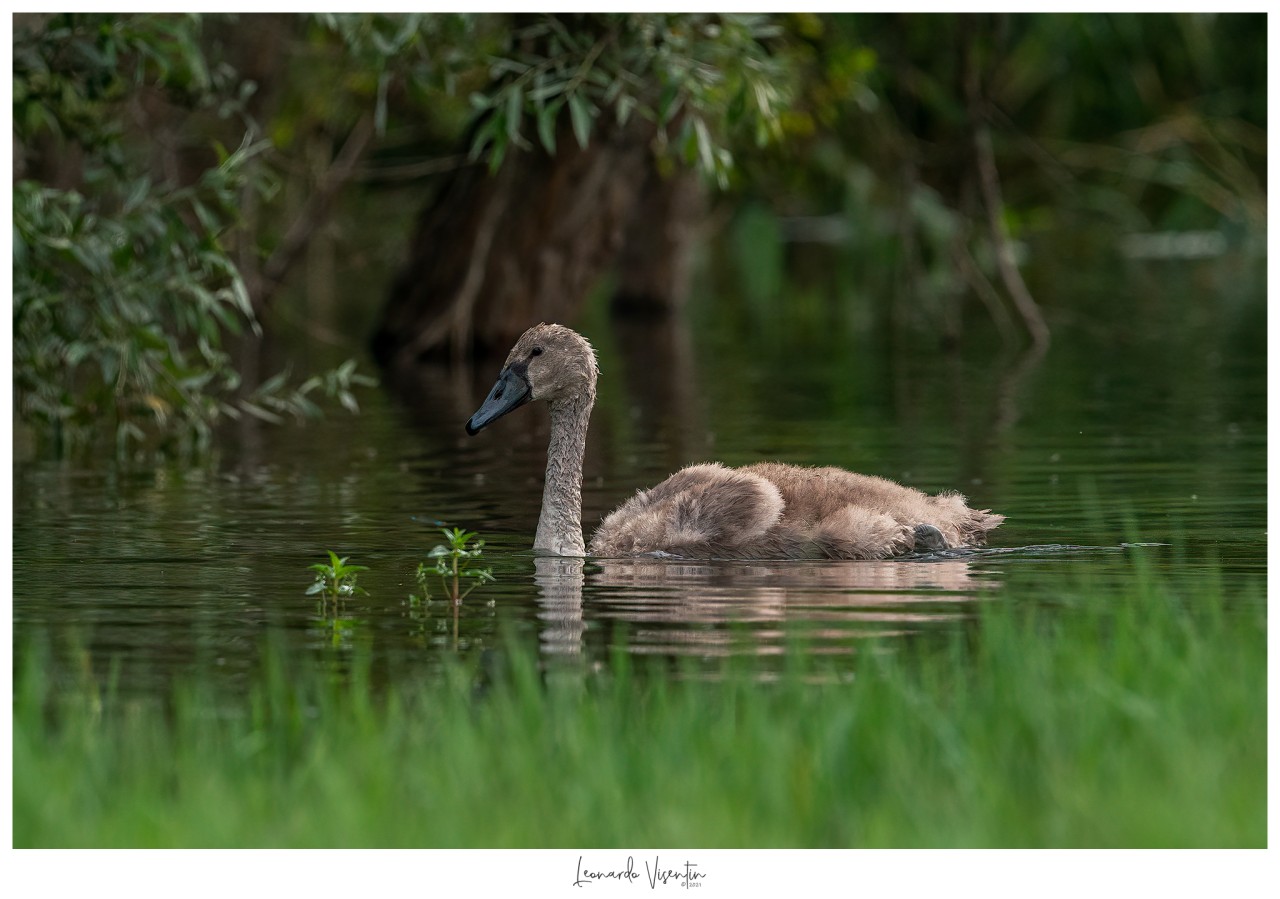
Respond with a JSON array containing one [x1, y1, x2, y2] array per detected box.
[[12, 247, 1266, 697]]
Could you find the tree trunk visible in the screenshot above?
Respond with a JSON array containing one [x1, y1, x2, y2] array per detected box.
[[611, 165, 703, 316], [372, 114, 701, 367]]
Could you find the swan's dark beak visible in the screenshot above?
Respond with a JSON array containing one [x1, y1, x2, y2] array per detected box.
[[465, 366, 532, 435]]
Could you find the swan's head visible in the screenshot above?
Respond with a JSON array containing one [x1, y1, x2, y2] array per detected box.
[[465, 323, 599, 435]]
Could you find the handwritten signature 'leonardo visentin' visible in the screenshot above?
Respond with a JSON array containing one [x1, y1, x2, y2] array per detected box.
[[573, 856, 706, 889]]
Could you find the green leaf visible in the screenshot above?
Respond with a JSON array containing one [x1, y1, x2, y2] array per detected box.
[[536, 100, 562, 154], [504, 85, 523, 143], [616, 94, 637, 126], [487, 122, 509, 173], [123, 177, 151, 213], [374, 70, 390, 135], [467, 115, 499, 162], [239, 400, 284, 424], [693, 117, 715, 175], [726, 84, 747, 127], [657, 83, 681, 124], [528, 77, 567, 102], [567, 92, 593, 149], [256, 369, 289, 396]]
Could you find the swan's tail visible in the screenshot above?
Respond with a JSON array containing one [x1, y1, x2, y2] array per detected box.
[[959, 508, 1005, 546]]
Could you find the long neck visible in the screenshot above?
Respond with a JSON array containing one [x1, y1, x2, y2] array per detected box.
[[534, 388, 594, 556]]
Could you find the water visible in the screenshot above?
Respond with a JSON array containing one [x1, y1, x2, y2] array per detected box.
[[12, 250, 1266, 696]]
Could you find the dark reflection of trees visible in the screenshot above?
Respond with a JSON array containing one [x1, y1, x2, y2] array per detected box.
[[587, 315, 708, 527]]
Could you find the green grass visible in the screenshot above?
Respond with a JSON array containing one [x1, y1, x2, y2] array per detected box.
[[13, 565, 1265, 848]]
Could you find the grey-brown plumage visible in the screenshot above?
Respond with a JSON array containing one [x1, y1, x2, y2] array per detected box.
[[466, 323, 1004, 559]]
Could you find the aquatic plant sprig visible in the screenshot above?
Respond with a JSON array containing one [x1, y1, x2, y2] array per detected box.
[[407, 564, 434, 610], [307, 550, 369, 600], [426, 528, 495, 605]]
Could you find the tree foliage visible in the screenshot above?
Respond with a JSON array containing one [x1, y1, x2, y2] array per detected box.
[[12, 13, 1265, 452], [299, 13, 794, 185], [740, 13, 1265, 232], [462, 13, 792, 187], [13, 14, 372, 455]]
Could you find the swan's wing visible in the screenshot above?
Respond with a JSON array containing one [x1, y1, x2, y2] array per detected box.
[[590, 463, 785, 556]]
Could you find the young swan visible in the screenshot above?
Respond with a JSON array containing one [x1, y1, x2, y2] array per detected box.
[[466, 323, 1004, 559]]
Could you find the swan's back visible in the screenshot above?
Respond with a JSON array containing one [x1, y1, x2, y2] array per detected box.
[[590, 463, 787, 558], [590, 461, 1003, 560]]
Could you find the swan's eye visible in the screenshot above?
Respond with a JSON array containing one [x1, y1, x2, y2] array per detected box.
[[531, 346, 543, 357]]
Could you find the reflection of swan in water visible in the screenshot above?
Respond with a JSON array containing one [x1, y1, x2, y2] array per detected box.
[[532, 554, 998, 658], [533, 556, 585, 655]]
